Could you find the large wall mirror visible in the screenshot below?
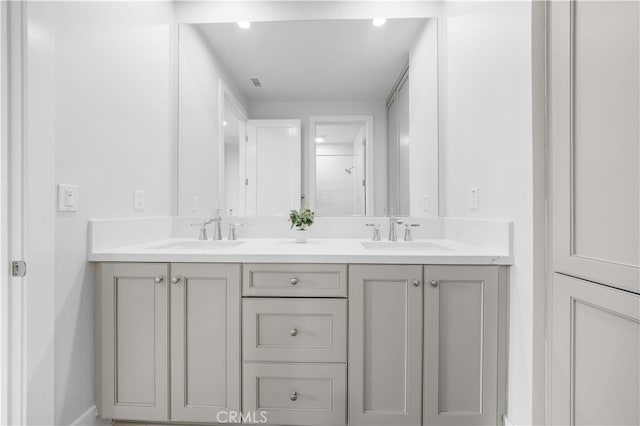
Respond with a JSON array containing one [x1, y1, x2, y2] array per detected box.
[[178, 17, 438, 217]]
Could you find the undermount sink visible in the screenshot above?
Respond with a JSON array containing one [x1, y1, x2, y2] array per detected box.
[[150, 240, 246, 250], [360, 241, 449, 251]]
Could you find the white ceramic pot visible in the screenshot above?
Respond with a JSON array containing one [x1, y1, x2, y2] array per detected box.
[[295, 229, 307, 243]]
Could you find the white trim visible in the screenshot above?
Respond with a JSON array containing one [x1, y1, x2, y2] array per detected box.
[[71, 405, 110, 426], [0, 2, 9, 423], [3, 2, 26, 424], [218, 78, 248, 215], [308, 115, 375, 216], [503, 414, 515, 426]]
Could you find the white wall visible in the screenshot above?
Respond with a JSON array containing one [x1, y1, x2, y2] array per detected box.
[[438, 2, 533, 424], [409, 18, 439, 217], [46, 2, 175, 424], [178, 24, 248, 217], [249, 100, 388, 214]]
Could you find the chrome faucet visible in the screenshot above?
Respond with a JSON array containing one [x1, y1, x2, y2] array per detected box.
[[388, 216, 403, 241], [212, 209, 223, 240]]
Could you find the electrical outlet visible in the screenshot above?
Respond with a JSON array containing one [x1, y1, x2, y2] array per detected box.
[[469, 187, 479, 209], [192, 196, 199, 212], [133, 189, 145, 211], [57, 184, 79, 212], [423, 195, 428, 211]]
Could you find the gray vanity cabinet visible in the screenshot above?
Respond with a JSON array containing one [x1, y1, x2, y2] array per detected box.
[[348, 264, 424, 426], [170, 263, 241, 423], [349, 264, 507, 426], [95, 262, 241, 423], [423, 266, 507, 426], [95, 262, 170, 421]]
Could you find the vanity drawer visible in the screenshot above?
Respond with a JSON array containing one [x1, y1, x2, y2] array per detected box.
[[243, 298, 347, 362], [243, 362, 346, 426], [242, 263, 347, 297]]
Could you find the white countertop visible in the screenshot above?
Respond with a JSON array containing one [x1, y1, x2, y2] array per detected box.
[[88, 237, 514, 265]]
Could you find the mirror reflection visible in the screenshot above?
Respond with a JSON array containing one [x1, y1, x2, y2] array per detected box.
[[178, 18, 438, 217], [310, 116, 373, 216]]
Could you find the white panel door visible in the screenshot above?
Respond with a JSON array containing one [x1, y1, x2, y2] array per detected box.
[[551, 273, 639, 425], [348, 264, 423, 426], [170, 263, 241, 423], [549, 0, 640, 293], [245, 119, 301, 215]]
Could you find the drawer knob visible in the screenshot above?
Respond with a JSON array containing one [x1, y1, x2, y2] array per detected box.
[[290, 328, 298, 337], [290, 391, 298, 401], [154, 276, 163, 284], [412, 279, 421, 287], [171, 277, 181, 284], [290, 278, 298, 285], [430, 280, 438, 287]]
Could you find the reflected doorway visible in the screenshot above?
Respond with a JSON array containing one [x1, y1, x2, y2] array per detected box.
[[310, 116, 374, 216]]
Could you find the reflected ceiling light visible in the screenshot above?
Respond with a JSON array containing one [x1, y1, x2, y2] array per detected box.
[[222, 121, 228, 126], [372, 17, 387, 27], [315, 136, 326, 143], [237, 21, 251, 29]]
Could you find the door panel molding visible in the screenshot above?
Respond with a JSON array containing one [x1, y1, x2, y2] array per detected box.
[[550, 0, 640, 293]]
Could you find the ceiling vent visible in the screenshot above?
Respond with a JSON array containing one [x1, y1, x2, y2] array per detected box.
[[249, 77, 263, 88]]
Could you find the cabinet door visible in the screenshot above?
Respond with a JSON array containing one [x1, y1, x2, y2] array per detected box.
[[96, 263, 169, 421], [424, 266, 500, 426], [349, 264, 423, 426], [551, 273, 639, 425], [549, 0, 639, 293], [170, 263, 241, 423]]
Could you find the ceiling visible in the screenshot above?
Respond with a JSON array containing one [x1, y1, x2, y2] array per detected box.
[[194, 18, 428, 102]]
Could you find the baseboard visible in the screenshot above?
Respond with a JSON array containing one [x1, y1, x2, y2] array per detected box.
[[71, 405, 111, 426]]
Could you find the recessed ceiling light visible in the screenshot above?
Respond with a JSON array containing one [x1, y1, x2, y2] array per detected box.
[[315, 136, 326, 143], [222, 121, 228, 127], [237, 21, 251, 29], [372, 17, 386, 27]]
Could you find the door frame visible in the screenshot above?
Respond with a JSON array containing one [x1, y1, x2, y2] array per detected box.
[[1, 2, 56, 424], [1, 2, 26, 423], [531, 1, 548, 424]]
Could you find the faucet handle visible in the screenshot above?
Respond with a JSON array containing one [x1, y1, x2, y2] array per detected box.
[[227, 223, 244, 240], [365, 223, 381, 241], [191, 222, 209, 240], [403, 223, 420, 242]]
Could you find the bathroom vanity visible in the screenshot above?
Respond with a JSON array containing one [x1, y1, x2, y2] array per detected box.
[[91, 223, 511, 426]]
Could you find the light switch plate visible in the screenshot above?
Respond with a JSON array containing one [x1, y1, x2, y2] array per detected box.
[[133, 189, 145, 211], [57, 184, 78, 212]]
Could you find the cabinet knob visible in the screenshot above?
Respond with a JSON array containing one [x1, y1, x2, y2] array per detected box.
[[290, 391, 298, 401], [154, 276, 163, 284], [290, 278, 298, 285], [412, 279, 421, 287], [171, 277, 181, 284], [290, 328, 298, 337], [430, 280, 438, 287]]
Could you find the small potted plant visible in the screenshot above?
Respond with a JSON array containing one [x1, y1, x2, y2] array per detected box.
[[289, 208, 315, 243]]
